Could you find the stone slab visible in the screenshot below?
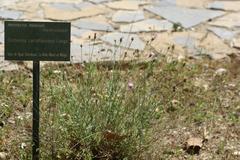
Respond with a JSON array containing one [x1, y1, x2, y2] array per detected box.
[[37, 0, 83, 2], [176, 0, 211, 8], [73, 19, 114, 31], [0, 62, 19, 71], [149, 31, 235, 59], [43, 3, 107, 20], [155, 0, 176, 6], [100, 32, 145, 50], [9, 1, 45, 20], [209, 12, 240, 29], [208, 27, 239, 41], [71, 26, 93, 38], [198, 33, 235, 58], [7, 1, 43, 20], [47, 2, 93, 11], [89, 0, 110, 4], [0, 56, 19, 71], [0, 23, 3, 33], [21, 9, 44, 20], [0, 9, 23, 20], [156, 0, 210, 8], [174, 36, 196, 49], [232, 37, 240, 49], [106, 1, 148, 10], [75, 2, 95, 9], [145, 5, 225, 28], [48, 2, 77, 10], [120, 19, 173, 33], [0, 63, 19, 71], [0, 0, 19, 8], [208, 1, 240, 11], [0, 33, 3, 44], [8, 1, 40, 13], [0, 44, 18, 71], [149, 31, 204, 57], [112, 10, 144, 23], [0, 44, 3, 55]]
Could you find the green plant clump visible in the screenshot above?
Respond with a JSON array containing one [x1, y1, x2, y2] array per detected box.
[[39, 62, 159, 159]]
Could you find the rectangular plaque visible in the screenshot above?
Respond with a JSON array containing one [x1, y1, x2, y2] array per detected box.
[[4, 21, 71, 61]]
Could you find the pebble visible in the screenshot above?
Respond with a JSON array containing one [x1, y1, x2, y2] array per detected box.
[[0, 152, 7, 160], [233, 151, 240, 156], [215, 68, 227, 76]]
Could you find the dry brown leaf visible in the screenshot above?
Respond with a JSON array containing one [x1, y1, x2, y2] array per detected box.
[[103, 130, 126, 142]]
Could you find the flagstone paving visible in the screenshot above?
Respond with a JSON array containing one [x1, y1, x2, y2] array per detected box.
[[73, 19, 114, 31], [120, 19, 173, 33], [0, 8, 23, 20], [112, 10, 144, 23], [208, 26, 240, 41], [233, 37, 240, 49], [0, 34, 3, 44], [100, 32, 146, 50], [0, 0, 240, 71], [208, 1, 240, 11], [144, 5, 225, 28], [209, 12, 240, 28], [0, 23, 3, 33]]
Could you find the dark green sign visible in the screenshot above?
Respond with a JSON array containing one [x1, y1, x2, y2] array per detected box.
[[4, 21, 70, 61]]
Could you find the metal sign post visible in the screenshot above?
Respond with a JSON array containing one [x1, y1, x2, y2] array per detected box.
[[4, 21, 70, 160], [32, 61, 40, 159]]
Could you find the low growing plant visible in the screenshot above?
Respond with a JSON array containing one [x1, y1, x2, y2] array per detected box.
[[39, 62, 159, 159]]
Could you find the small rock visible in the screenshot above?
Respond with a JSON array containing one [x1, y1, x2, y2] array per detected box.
[[194, 78, 209, 90], [128, 81, 134, 90], [233, 151, 240, 156], [215, 68, 227, 76], [171, 99, 180, 105], [53, 70, 61, 74], [21, 143, 27, 149], [7, 118, 15, 124], [0, 152, 7, 160], [185, 137, 203, 155]]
